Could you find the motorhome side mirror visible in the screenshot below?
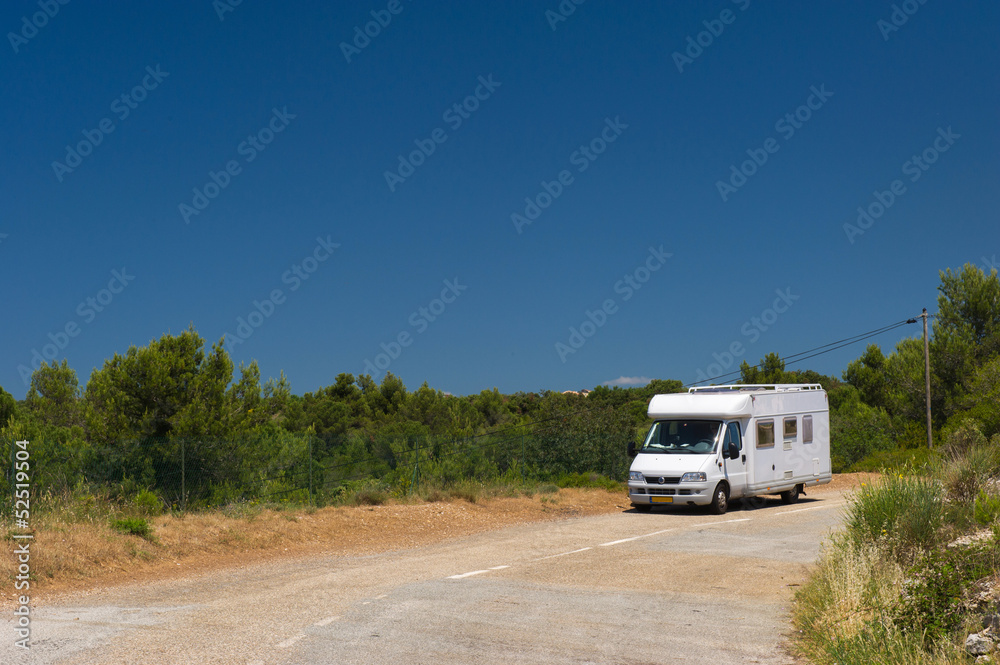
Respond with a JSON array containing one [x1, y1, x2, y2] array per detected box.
[[727, 441, 739, 460], [627, 441, 637, 458]]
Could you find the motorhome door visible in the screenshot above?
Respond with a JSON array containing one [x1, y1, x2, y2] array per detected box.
[[721, 421, 747, 498]]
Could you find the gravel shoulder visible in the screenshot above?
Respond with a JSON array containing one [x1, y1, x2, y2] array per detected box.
[[4, 488, 631, 609]]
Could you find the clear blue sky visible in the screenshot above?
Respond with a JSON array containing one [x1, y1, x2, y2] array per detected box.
[[3, 1, 997, 399]]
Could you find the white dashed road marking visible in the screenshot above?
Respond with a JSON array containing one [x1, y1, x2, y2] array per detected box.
[[277, 632, 306, 648], [314, 616, 340, 626], [775, 501, 845, 516], [690, 518, 751, 528], [448, 506, 837, 580], [448, 565, 509, 579], [448, 569, 493, 579], [598, 528, 675, 547], [534, 547, 592, 561]]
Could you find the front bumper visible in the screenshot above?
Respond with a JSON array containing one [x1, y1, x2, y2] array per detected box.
[[628, 482, 712, 506]]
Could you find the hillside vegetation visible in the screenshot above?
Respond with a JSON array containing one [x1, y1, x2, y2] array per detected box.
[[2, 263, 997, 510]]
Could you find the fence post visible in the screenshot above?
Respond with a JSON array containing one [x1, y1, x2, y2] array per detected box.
[[520, 434, 525, 482], [411, 437, 420, 495], [180, 438, 186, 511], [308, 435, 314, 506]]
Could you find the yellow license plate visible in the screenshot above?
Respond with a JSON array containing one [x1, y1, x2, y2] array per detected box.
[[650, 496, 673, 503]]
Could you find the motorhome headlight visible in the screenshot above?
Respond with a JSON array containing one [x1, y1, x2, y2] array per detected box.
[[680, 472, 707, 482], [628, 471, 644, 482]]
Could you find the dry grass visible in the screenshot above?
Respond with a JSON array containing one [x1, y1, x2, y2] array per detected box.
[[797, 537, 907, 642], [792, 472, 977, 665], [1, 487, 628, 606]]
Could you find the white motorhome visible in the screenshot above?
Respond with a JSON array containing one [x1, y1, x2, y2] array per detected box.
[[627, 384, 832, 514]]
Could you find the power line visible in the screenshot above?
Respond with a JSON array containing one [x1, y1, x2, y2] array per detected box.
[[686, 315, 922, 387]]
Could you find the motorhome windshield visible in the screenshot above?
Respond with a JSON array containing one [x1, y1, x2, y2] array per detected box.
[[639, 420, 722, 454]]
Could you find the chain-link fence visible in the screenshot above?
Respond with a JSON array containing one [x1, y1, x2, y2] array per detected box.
[[1, 420, 633, 513]]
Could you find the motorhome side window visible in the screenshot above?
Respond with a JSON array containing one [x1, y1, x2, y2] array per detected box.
[[756, 420, 775, 448], [722, 422, 742, 458], [728, 422, 742, 451], [784, 417, 797, 440], [803, 415, 813, 443]]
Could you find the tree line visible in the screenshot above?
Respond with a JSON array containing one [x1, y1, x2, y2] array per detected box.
[[1, 263, 997, 506]]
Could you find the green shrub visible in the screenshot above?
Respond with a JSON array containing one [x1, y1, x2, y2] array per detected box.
[[206, 482, 246, 508], [822, 621, 939, 665], [941, 419, 988, 457], [975, 490, 1000, 526], [422, 488, 447, 503], [849, 446, 934, 474], [449, 484, 480, 503], [938, 432, 1000, 504], [354, 489, 387, 506], [552, 472, 623, 491], [892, 538, 1000, 642], [219, 501, 262, 520], [352, 484, 388, 506], [830, 400, 897, 472], [823, 620, 974, 664], [845, 473, 944, 562], [133, 489, 163, 516], [110, 517, 154, 541], [538, 484, 559, 494]]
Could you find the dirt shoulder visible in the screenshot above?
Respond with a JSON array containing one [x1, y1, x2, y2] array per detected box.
[[2, 474, 868, 608], [2, 488, 628, 607], [810, 471, 878, 494]]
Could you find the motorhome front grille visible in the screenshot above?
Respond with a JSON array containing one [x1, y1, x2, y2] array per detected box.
[[643, 475, 681, 485], [635, 488, 693, 496]]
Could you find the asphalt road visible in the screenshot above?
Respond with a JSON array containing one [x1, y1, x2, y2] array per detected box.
[[3, 492, 846, 664]]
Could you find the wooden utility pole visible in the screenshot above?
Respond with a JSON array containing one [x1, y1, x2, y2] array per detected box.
[[922, 308, 932, 449]]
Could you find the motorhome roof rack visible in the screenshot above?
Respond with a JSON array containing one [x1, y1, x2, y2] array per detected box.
[[688, 384, 824, 393]]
